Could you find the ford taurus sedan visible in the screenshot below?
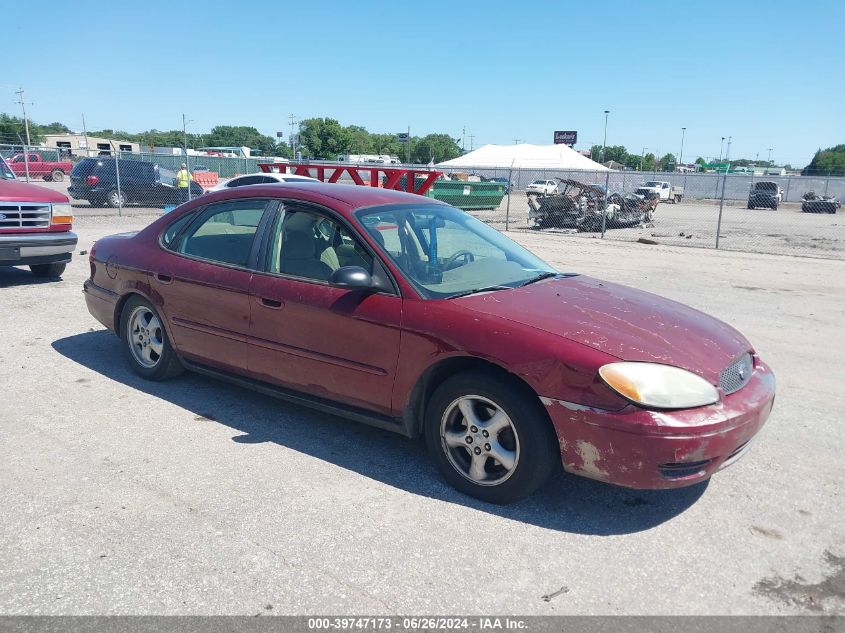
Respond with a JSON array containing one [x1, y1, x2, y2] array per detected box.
[[83, 183, 775, 503]]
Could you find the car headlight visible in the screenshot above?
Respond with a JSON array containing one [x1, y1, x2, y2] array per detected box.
[[599, 362, 719, 409], [51, 203, 73, 225]]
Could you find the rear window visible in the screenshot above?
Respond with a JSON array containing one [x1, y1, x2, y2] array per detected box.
[[71, 160, 97, 177], [754, 182, 778, 192]]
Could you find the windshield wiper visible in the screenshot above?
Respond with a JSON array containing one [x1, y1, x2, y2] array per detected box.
[[447, 285, 512, 299], [519, 272, 560, 287]]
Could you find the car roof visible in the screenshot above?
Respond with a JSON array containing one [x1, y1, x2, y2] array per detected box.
[[201, 182, 447, 217], [234, 172, 318, 181]]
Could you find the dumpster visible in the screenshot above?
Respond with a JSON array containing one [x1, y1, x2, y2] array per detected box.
[[398, 176, 506, 210]]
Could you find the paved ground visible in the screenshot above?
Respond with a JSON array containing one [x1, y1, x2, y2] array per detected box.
[[1, 215, 843, 616]]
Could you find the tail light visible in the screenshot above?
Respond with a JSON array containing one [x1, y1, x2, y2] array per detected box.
[[86, 175, 100, 186]]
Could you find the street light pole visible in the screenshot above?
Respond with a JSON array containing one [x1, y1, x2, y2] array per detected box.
[[679, 127, 686, 168], [767, 148, 773, 165], [640, 147, 647, 171], [601, 110, 610, 164], [719, 137, 725, 164]]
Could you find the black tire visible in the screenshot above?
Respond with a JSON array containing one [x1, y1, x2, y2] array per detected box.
[[119, 295, 183, 381], [105, 189, 126, 208], [772, 202, 778, 211], [30, 263, 66, 278], [424, 371, 559, 504], [51, 169, 64, 182]]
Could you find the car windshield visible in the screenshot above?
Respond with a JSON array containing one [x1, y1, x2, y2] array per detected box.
[[754, 182, 778, 191], [644, 181, 662, 187], [0, 156, 14, 180], [530, 180, 546, 185], [356, 204, 557, 299]]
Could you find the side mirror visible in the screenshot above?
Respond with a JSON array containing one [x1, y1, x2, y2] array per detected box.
[[329, 266, 377, 292]]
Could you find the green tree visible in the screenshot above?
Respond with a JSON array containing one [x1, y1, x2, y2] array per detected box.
[[411, 133, 461, 164], [658, 153, 676, 171], [641, 153, 656, 171], [299, 118, 353, 159], [369, 133, 404, 157], [0, 113, 52, 145], [803, 145, 845, 176]]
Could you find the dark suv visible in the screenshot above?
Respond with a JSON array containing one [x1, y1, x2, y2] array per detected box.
[[68, 158, 203, 208], [747, 181, 782, 210]]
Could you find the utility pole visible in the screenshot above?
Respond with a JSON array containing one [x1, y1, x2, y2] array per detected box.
[[679, 127, 686, 167], [725, 136, 732, 162], [182, 114, 192, 202], [513, 139, 522, 145], [81, 113, 90, 158], [601, 110, 610, 164], [289, 114, 297, 159], [640, 147, 648, 171], [462, 127, 466, 152], [767, 148, 773, 165], [407, 125, 411, 163], [14, 88, 32, 182], [719, 137, 725, 164], [469, 134, 475, 151]]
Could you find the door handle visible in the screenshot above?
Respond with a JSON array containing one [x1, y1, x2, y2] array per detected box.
[[259, 297, 283, 309], [154, 273, 173, 284]]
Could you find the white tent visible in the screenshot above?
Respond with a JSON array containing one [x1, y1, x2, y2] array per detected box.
[[436, 143, 609, 171]]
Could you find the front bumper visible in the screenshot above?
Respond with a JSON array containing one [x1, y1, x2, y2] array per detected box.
[[0, 231, 78, 266], [543, 361, 776, 489]]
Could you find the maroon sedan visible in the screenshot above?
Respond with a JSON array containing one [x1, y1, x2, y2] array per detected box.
[[83, 184, 775, 503]]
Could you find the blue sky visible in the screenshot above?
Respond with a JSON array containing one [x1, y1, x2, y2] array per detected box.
[[3, 0, 843, 166]]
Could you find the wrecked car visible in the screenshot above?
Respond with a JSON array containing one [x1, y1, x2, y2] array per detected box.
[[528, 179, 655, 230], [801, 191, 840, 214]]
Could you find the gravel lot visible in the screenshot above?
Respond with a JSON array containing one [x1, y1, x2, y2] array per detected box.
[[1, 214, 843, 616], [478, 194, 844, 259]]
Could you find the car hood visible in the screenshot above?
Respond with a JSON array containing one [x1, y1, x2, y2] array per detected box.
[[457, 275, 750, 381], [0, 179, 69, 203]]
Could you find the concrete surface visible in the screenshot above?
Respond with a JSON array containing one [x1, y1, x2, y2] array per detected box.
[[0, 215, 843, 615]]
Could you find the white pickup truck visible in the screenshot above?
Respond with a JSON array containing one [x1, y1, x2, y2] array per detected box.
[[636, 181, 684, 204]]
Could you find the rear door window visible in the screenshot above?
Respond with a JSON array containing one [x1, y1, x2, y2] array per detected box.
[[175, 200, 269, 268]]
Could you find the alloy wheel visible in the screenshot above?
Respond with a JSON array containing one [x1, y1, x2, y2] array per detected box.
[[127, 306, 164, 368], [440, 395, 520, 486]]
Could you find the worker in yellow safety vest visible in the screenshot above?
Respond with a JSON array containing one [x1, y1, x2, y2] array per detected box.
[[176, 163, 193, 202]]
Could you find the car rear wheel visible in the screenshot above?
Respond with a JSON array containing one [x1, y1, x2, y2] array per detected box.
[[30, 263, 66, 278], [106, 190, 126, 208], [51, 169, 64, 182], [120, 296, 183, 380], [424, 372, 559, 504]]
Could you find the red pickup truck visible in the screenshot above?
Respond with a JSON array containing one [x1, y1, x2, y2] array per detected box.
[[0, 155, 77, 278], [7, 153, 74, 182]]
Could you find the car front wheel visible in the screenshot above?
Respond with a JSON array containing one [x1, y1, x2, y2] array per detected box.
[[120, 296, 183, 380], [424, 372, 559, 504]]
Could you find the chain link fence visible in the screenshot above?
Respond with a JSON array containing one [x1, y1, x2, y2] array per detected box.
[[2, 142, 842, 259], [1, 143, 282, 213], [430, 165, 844, 260]]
